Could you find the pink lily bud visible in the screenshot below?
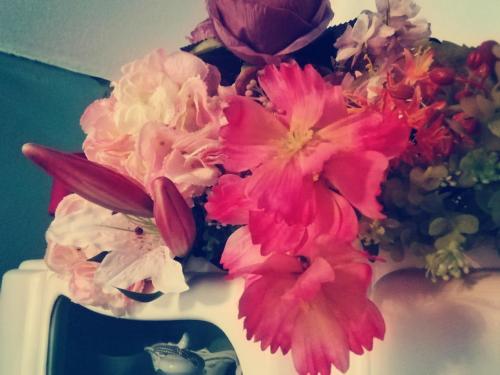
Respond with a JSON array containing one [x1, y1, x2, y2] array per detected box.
[[151, 177, 196, 257], [22, 143, 154, 217]]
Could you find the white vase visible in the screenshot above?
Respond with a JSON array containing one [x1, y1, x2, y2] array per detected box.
[[1, 250, 499, 375]]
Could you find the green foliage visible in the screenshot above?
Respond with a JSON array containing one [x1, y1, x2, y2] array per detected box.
[[459, 149, 500, 185]]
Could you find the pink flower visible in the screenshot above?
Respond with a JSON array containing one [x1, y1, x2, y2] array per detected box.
[[207, 62, 408, 254], [81, 50, 225, 203], [221, 228, 385, 375]]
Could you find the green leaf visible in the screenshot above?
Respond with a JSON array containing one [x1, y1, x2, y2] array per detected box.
[[454, 214, 480, 234], [190, 38, 223, 55], [429, 218, 449, 236], [488, 117, 500, 137]]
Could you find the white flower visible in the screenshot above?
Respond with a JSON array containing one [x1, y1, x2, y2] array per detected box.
[[46, 194, 188, 296]]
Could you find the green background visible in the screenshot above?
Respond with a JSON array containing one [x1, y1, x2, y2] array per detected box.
[[0, 52, 109, 278]]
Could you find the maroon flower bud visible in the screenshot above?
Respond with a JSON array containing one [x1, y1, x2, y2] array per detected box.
[[477, 63, 491, 79], [477, 40, 498, 70], [388, 83, 415, 100], [429, 67, 455, 85], [467, 50, 482, 70], [206, 0, 333, 65]]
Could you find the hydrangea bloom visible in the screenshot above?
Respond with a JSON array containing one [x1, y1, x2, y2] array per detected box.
[[81, 50, 225, 204]]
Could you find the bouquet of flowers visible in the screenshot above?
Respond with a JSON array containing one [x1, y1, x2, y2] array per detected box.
[[23, 0, 499, 374]]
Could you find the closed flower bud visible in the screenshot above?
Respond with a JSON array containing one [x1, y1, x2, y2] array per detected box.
[[151, 177, 196, 257], [22, 143, 154, 217], [477, 63, 491, 79], [467, 50, 482, 70]]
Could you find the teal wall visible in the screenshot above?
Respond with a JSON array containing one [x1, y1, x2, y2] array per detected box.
[[0, 52, 109, 278]]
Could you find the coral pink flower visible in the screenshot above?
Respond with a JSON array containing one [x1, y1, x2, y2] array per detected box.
[[81, 50, 225, 203], [221, 228, 385, 375], [208, 62, 408, 253]]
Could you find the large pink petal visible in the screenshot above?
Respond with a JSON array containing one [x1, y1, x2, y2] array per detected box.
[[248, 210, 307, 255], [221, 96, 287, 172], [324, 151, 389, 219], [220, 227, 268, 277], [259, 62, 326, 133], [205, 174, 254, 225], [245, 158, 316, 225], [318, 110, 409, 158], [22, 143, 153, 217]]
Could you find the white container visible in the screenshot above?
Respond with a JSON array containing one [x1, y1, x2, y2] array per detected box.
[[2, 254, 500, 375]]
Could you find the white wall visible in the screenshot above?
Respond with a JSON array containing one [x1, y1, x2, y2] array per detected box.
[[0, 0, 498, 79]]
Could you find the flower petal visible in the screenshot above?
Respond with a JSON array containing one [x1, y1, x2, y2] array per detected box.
[[291, 294, 350, 374], [259, 63, 326, 132], [239, 275, 299, 354], [245, 158, 316, 225], [22, 143, 153, 217], [95, 246, 188, 295], [248, 210, 307, 255], [220, 227, 268, 277], [323, 151, 389, 219], [206, 174, 254, 225], [151, 177, 196, 257], [306, 183, 359, 245], [221, 96, 287, 172]]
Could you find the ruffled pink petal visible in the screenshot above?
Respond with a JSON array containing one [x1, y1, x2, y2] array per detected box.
[[239, 275, 299, 354], [220, 227, 268, 277], [291, 294, 350, 374], [248, 210, 307, 255], [323, 262, 385, 355], [205, 174, 254, 225], [259, 63, 326, 133], [221, 96, 287, 172], [323, 151, 389, 219], [245, 158, 316, 225]]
